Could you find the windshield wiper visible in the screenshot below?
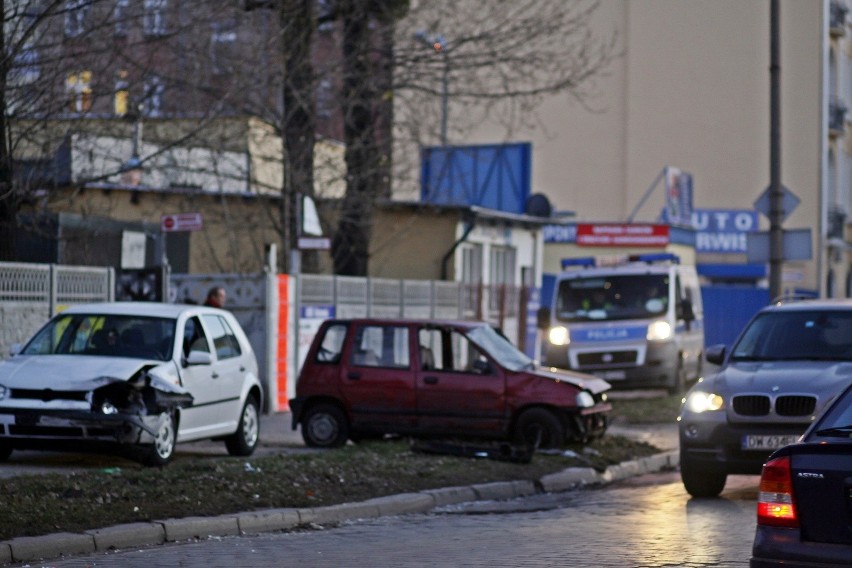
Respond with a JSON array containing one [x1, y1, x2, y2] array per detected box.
[[815, 425, 852, 437]]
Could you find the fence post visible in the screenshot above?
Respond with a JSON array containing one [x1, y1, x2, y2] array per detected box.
[[49, 264, 57, 316]]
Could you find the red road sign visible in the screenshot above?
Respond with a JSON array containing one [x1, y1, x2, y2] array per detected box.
[[161, 213, 203, 232]]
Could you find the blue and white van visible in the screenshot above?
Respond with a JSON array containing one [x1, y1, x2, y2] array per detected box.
[[538, 253, 704, 393]]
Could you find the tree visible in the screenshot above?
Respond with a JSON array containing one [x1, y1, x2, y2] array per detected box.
[[331, 0, 617, 275]]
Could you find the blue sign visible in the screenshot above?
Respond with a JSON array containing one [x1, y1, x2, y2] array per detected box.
[[692, 209, 759, 254], [300, 305, 335, 319], [543, 224, 577, 243], [572, 326, 647, 343]]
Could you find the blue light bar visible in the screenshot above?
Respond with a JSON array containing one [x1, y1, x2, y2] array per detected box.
[[628, 253, 680, 264], [561, 257, 597, 269]]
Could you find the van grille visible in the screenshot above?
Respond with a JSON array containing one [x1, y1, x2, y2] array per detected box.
[[577, 351, 637, 367]]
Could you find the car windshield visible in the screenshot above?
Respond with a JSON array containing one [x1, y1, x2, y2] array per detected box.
[[22, 313, 176, 361], [555, 274, 669, 322], [466, 325, 533, 372], [731, 310, 852, 362]]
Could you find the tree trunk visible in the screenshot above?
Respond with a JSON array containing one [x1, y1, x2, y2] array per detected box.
[[280, 0, 317, 273]]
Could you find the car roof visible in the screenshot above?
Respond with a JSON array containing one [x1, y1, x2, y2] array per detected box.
[[762, 298, 852, 312], [326, 318, 487, 329], [59, 302, 224, 319]]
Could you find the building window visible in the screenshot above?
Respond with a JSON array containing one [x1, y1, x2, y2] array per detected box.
[[143, 0, 167, 36], [66, 71, 93, 113], [317, 77, 333, 118], [11, 46, 39, 85], [210, 21, 237, 75], [490, 246, 516, 286], [115, 70, 129, 115], [115, 0, 130, 36], [64, 0, 90, 37], [142, 76, 163, 117], [460, 244, 482, 284]]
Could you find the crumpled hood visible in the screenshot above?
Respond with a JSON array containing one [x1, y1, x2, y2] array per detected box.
[[0, 355, 156, 391], [528, 366, 610, 394], [705, 360, 852, 395]]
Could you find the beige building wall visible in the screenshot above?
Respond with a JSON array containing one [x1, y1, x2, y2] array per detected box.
[[449, 0, 824, 292]]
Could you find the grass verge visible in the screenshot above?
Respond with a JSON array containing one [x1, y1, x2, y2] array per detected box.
[[0, 433, 659, 541]]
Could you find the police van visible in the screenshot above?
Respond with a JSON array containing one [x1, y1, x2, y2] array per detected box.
[[538, 253, 704, 393]]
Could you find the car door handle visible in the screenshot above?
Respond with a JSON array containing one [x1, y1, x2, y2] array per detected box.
[[211, 372, 219, 379], [240, 366, 246, 372], [347, 372, 361, 380], [423, 376, 438, 385]]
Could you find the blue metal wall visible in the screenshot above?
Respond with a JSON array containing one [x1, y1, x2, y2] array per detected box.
[[420, 143, 532, 214], [700, 286, 769, 347]]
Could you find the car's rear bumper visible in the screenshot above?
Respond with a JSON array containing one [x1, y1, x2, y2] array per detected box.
[[751, 525, 852, 567]]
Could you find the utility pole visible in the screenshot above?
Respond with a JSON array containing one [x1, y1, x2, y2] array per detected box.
[[769, 0, 783, 299]]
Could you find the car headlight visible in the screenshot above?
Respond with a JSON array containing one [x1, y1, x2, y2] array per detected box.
[[0, 384, 6, 400], [576, 391, 594, 408], [548, 326, 570, 346], [685, 391, 724, 413], [647, 320, 672, 341]]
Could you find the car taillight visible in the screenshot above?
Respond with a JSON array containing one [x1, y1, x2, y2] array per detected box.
[[757, 456, 799, 528]]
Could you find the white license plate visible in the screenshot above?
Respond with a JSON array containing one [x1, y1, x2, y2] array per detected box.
[[593, 370, 626, 381], [741, 434, 800, 451]]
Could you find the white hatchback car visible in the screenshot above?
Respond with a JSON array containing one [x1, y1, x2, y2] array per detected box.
[[0, 302, 263, 466]]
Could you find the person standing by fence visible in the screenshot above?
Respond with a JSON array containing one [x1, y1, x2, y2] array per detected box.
[[204, 286, 227, 308]]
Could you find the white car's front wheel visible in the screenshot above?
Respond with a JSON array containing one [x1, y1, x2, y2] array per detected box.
[[139, 412, 177, 467]]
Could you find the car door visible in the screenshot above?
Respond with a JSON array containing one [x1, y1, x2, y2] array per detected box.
[[340, 322, 417, 432], [175, 315, 227, 441], [415, 326, 506, 435], [200, 313, 246, 433]]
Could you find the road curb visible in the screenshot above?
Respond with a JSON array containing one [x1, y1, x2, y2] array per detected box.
[[0, 450, 679, 565]]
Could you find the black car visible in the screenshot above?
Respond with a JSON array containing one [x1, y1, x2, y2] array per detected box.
[[750, 381, 852, 567]]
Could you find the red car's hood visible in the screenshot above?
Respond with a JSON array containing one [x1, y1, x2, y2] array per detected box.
[[528, 366, 611, 394]]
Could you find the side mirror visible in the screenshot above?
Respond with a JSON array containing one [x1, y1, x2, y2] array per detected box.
[[9, 343, 22, 357], [705, 344, 726, 366], [536, 306, 551, 330], [185, 350, 213, 366]]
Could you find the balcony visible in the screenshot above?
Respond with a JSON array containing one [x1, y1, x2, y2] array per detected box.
[[829, 96, 847, 136], [831, 1, 848, 37]]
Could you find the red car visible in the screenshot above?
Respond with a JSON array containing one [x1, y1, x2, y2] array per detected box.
[[289, 318, 611, 449]]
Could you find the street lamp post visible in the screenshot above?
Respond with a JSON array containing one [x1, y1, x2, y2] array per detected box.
[[415, 30, 449, 146]]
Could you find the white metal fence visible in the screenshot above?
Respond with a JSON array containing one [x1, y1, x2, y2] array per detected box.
[[0, 262, 115, 311]]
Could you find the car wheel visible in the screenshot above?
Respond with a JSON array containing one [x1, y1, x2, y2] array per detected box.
[[139, 412, 177, 467], [302, 404, 349, 448], [514, 408, 565, 449], [680, 450, 727, 497], [0, 441, 11, 461], [225, 396, 261, 456]]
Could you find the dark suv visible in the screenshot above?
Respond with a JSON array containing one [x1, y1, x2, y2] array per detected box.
[[679, 299, 852, 497], [290, 318, 611, 449]]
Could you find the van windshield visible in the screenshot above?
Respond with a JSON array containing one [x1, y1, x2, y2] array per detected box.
[[555, 274, 669, 323]]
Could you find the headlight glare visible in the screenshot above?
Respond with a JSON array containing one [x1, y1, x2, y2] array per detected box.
[[548, 326, 570, 346], [686, 391, 724, 413], [101, 402, 119, 415], [647, 320, 672, 341]]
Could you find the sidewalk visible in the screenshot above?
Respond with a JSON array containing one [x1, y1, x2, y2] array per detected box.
[[0, 415, 680, 566]]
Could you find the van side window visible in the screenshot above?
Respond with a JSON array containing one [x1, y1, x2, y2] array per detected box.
[[352, 325, 410, 368], [316, 323, 347, 363]]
